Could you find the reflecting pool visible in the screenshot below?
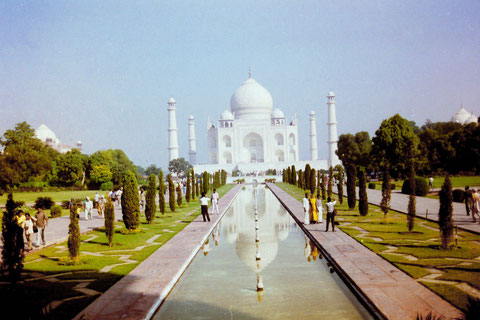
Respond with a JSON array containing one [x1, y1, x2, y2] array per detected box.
[[153, 185, 373, 319]]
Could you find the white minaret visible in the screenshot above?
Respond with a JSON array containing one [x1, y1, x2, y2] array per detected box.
[[327, 91, 339, 168], [188, 115, 197, 165], [167, 97, 179, 162], [309, 111, 318, 161]]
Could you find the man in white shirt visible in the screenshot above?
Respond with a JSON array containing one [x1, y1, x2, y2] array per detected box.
[[199, 192, 211, 222], [85, 197, 94, 220], [325, 197, 337, 232], [211, 189, 220, 214], [303, 193, 310, 225]]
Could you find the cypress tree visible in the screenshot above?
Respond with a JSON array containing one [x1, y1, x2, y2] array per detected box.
[[176, 184, 182, 207], [68, 202, 81, 259], [358, 169, 368, 216], [121, 171, 140, 230], [346, 165, 356, 209], [168, 174, 175, 212], [291, 165, 297, 185], [305, 164, 311, 191], [407, 148, 416, 232], [158, 169, 166, 215], [310, 168, 316, 195], [337, 165, 344, 205], [191, 169, 196, 199], [298, 169, 303, 189], [1, 193, 24, 281], [327, 166, 334, 199], [186, 171, 191, 203], [104, 199, 115, 246], [321, 171, 326, 200], [439, 175, 453, 249], [203, 171, 209, 193], [286, 167, 291, 184], [380, 167, 391, 222], [145, 174, 157, 223], [317, 170, 321, 197]]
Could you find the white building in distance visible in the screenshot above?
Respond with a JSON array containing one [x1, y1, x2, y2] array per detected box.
[[35, 124, 82, 154], [451, 105, 478, 125]]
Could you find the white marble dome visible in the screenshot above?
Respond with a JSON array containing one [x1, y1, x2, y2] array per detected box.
[[220, 109, 234, 120], [271, 108, 285, 118], [35, 124, 60, 145], [328, 91, 335, 97], [451, 106, 471, 124], [230, 76, 273, 120], [168, 97, 176, 104], [465, 114, 478, 125]]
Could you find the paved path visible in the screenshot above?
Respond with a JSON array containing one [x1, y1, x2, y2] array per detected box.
[[268, 183, 461, 320], [349, 187, 480, 234], [74, 184, 243, 320]]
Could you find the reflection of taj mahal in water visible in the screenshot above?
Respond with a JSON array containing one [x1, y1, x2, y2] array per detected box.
[[167, 71, 341, 173]]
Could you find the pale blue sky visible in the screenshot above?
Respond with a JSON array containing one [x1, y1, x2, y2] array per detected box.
[[1, 1, 479, 169]]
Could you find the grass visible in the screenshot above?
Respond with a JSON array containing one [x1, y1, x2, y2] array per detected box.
[[371, 176, 480, 189], [277, 182, 480, 312], [0, 190, 102, 205], [0, 184, 234, 320]]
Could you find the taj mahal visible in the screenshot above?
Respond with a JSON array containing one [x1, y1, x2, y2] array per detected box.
[[167, 71, 341, 174]]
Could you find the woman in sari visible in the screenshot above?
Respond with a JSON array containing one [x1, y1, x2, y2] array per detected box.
[[309, 194, 318, 223]]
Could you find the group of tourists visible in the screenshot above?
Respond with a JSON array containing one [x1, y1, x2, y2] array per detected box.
[[465, 186, 480, 223], [199, 189, 220, 222], [303, 193, 337, 232], [15, 208, 48, 251]]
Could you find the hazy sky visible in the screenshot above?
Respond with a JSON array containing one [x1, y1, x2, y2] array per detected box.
[[1, 1, 479, 169]]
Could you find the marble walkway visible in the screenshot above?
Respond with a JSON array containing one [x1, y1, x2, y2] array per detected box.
[[268, 183, 462, 320], [73, 184, 243, 320]]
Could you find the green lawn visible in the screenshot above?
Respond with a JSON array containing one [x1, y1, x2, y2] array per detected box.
[[0, 190, 102, 205], [277, 182, 480, 312], [0, 184, 234, 320], [372, 176, 480, 189]]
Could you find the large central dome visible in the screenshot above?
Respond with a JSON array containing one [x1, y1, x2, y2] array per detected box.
[[230, 75, 273, 120]]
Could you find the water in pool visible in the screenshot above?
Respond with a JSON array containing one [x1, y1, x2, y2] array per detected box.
[[153, 185, 373, 319]]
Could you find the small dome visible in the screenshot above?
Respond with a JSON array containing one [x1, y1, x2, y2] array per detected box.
[[189, 114, 194, 120], [76, 141, 82, 145], [35, 124, 60, 145], [271, 108, 285, 118], [310, 110, 315, 115], [465, 114, 478, 125], [220, 109, 234, 120], [168, 97, 176, 104], [328, 91, 335, 97], [451, 106, 471, 124], [230, 76, 273, 120]]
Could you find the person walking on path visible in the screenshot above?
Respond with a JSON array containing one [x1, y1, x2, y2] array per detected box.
[[429, 177, 434, 189], [316, 194, 323, 223], [211, 188, 220, 214], [94, 192, 100, 209], [309, 194, 317, 224], [465, 186, 473, 216], [84, 197, 94, 220], [35, 208, 48, 246], [23, 213, 36, 251], [472, 189, 480, 223], [98, 195, 106, 217], [303, 193, 310, 225], [325, 197, 337, 232], [199, 192, 211, 222]]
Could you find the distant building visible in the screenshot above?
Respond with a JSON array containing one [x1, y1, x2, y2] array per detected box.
[[451, 105, 478, 125], [35, 124, 82, 153]]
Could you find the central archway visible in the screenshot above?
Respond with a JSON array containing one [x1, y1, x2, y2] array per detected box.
[[242, 132, 264, 163]]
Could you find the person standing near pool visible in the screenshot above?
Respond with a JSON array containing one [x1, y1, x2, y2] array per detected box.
[[211, 188, 220, 214], [325, 197, 337, 232], [316, 194, 323, 223], [309, 193, 317, 223], [199, 192, 211, 222], [303, 193, 310, 225]]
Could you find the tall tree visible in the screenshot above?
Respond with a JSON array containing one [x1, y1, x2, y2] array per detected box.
[[168, 157, 192, 178], [305, 164, 311, 191], [407, 148, 416, 232], [121, 171, 140, 230], [298, 169, 304, 189], [1, 193, 24, 281], [291, 165, 297, 185], [439, 175, 454, 249], [90, 164, 112, 185], [104, 199, 115, 246], [203, 171, 209, 193], [186, 170, 191, 203], [286, 167, 291, 184], [168, 174, 175, 212], [176, 184, 183, 207], [68, 202, 81, 260], [56, 149, 87, 186], [321, 171, 326, 200], [310, 168, 316, 195], [145, 174, 157, 224], [346, 165, 356, 209], [88, 149, 136, 185], [336, 165, 344, 205], [145, 164, 160, 176], [358, 169, 368, 216], [327, 166, 334, 199], [158, 169, 165, 214], [380, 168, 391, 222]]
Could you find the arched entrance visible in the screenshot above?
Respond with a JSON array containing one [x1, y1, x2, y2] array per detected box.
[[242, 132, 264, 163]]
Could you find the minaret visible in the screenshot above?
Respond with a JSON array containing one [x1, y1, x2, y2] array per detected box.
[[167, 97, 179, 162], [309, 111, 318, 161], [188, 115, 197, 165], [327, 91, 339, 168]]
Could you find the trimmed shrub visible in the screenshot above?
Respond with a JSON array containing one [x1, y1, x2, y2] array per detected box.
[[168, 174, 175, 212], [176, 184, 182, 207], [50, 205, 62, 218], [68, 203, 80, 259], [145, 174, 157, 224], [358, 170, 368, 216], [401, 178, 429, 196], [34, 196, 54, 210], [158, 169, 165, 214], [327, 166, 333, 199], [1, 193, 25, 281], [104, 199, 115, 246], [336, 166, 344, 205], [121, 171, 140, 230], [391, 184, 396, 191], [186, 171, 191, 203], [346, 165, 356, 209], [100, 181, 113, 191], [452, 189, 465, 203], [368, 183, 376, 189], [380, 168, 391, 217], [439, 175, 453, 249]]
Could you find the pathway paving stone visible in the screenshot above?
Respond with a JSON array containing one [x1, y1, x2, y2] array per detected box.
[[73, 184, 243, 320], [268, 183, 462, 320]]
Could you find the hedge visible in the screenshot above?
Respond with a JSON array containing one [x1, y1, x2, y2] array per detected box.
[[50, 205, 63, 218], [368, 183, 376, 189], [452, 189, 465, 203], [401, 178, 429, 196]]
